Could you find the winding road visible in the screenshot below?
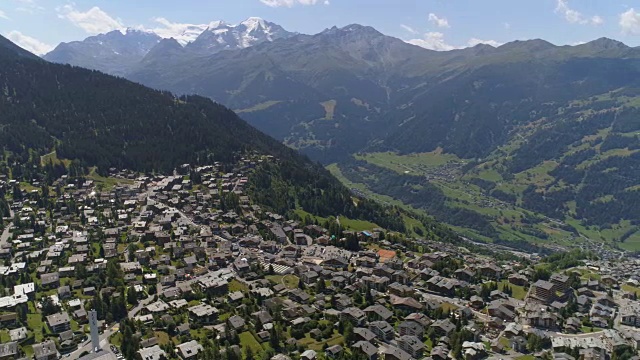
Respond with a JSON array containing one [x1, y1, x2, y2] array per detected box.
[[128, 283, 162, 319]]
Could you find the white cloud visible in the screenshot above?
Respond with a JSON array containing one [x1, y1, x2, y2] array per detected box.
[[620, 8, 640, 35], [467, 38, 503, 48], [259, 0, 329, 7], [140, 17, 220, 45], [591, 15, 604, 26], [0, 10, 9, 19], [57, 4, 124, 35], [407, 33, 502, 51], [555, 0, 581, 23], [428, 13, 450, 28], [4, 30, 53, 55], [555, 0, 603, 26], [14, 0, 44, 14], [504, 22, 511, 30], [400, 24, 418, 34], [407, 32, 455, 51]]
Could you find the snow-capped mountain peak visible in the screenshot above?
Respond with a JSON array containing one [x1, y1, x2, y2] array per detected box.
[[43, 17, 295, 76], [186, 17, 295, 54], [240, 17, 268, 32]]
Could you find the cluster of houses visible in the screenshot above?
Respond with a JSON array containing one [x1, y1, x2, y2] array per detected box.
[[2, 157, 640, 360]]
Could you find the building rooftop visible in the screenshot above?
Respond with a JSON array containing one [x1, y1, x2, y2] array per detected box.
[[46, 312, 70, 326]]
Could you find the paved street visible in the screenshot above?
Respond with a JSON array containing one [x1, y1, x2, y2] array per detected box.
[[524, 324, 606, 339], [418, 290, 492, 321], [0, 222, 12, 248], [0, 209, 14, 249], [128, 283, 162, 319]]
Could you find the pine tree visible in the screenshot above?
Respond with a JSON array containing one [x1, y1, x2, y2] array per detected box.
[[344, 321, 355, 345], [244, 346, 254, 360], [365, 288, 374, 306], [92, 293, 105, 319], [127, 286, 138, 305], [315, 278, 326, 293], [269, 326, 280, 350]]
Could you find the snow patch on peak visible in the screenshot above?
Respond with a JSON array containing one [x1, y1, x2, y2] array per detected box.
[[208, 20, 227, 29], [241, 17, 267, 30], [211, 28, 230, 35]]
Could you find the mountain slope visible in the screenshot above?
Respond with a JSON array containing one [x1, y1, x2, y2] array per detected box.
[[0, 37, 41, 61], [125, 28, 640, 163], [1, 34, 444, 236], [44, 29, 161, 76], [3, 37, 330, 174], [338, 92, 640, 248], [130, 24, 456, 106], [128, 25, 462, 162], [382, 54, 640, 159]]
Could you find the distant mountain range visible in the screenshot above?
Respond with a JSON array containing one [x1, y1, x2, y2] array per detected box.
[[41, 20, 640, 248], [44, 17, 295, 76]]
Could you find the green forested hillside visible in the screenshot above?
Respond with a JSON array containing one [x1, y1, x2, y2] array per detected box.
[[0, 50, 285, 172], [336, 95, 640, 250]]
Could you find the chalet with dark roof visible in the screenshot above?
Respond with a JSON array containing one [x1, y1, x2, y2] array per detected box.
[[352, 341, 378, 360]]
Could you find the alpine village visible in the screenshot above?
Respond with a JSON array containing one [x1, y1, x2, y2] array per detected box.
[[1, 4, 640, 360]]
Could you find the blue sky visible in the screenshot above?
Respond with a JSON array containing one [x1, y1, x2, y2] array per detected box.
[[2, 0, 640, 55]]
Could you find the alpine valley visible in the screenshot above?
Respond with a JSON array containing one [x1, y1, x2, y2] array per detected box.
[[44, 18, 640, 251], [2, 32, 451, 243]]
